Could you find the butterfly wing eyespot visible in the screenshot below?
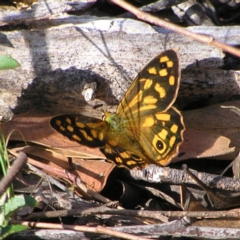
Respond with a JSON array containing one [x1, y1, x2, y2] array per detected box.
[[50, 50, 185, 169], [160, 62, 167, 69], [156, 140, 164, 150]]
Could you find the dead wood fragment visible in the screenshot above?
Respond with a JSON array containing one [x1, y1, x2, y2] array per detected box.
[[131, 164, 240, 192], [1, 19, 240, 120]]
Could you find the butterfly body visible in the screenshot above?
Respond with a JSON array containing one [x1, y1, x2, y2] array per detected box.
[[51, 50, 185, 169]]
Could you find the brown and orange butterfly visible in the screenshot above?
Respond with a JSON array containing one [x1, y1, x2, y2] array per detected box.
[[50, 50, 185, 169]]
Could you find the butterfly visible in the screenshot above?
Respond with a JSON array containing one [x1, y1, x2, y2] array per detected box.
[[50, 50, 185, 169]]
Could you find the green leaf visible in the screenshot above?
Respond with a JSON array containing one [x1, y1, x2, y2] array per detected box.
[[0, 56, 19, 70], [4, 195, 38, 221], [0, 224, 29, 240]]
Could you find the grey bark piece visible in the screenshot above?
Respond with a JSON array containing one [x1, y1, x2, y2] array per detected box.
[[172, 0, 215, 26], [0, 0, 96, 26], [140, 0, 187, 12], [0, 18, 240, 119]]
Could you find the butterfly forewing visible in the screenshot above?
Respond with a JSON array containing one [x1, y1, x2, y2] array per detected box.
[[51, 114, 148, 169], [117, 50, 180, 118], [114, 50, 184, 166], [50, 115, 109, 148]]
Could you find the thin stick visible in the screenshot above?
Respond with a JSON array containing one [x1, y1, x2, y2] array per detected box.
[[0, 152, 27, 196], [24, 206, 240, 221], [10, 220, 150, 240]]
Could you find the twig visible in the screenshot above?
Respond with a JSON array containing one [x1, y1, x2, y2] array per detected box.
[[110, 0, 240, 57], [10, 220, 150, 240], [23, 205, 240, 221], [0, 152, 27, 196], [27, 163, 71, 194], [11, 218, 240, 239]]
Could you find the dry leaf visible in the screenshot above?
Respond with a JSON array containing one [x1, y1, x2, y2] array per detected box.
[[232, 152, 240, 179], [180, 184, 208, 211], [10, 145, 115, 193], [172, 129, 236, 163], [1, 110, 116, 193], [183, 100, 240, 149], [1, 110, 106, 159], [1, 108, 237, 167], [186, 166, 240, 210], [172, 100, 240, 163]]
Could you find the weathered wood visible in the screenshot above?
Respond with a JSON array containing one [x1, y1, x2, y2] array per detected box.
[[1, 18, 240, 119], [0, 0, 95, 26]]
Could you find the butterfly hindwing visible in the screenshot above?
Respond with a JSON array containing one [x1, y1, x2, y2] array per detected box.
[[101, 107, 184, 168], [138, 106, 184, 166], [100, 144, 148, 169]]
